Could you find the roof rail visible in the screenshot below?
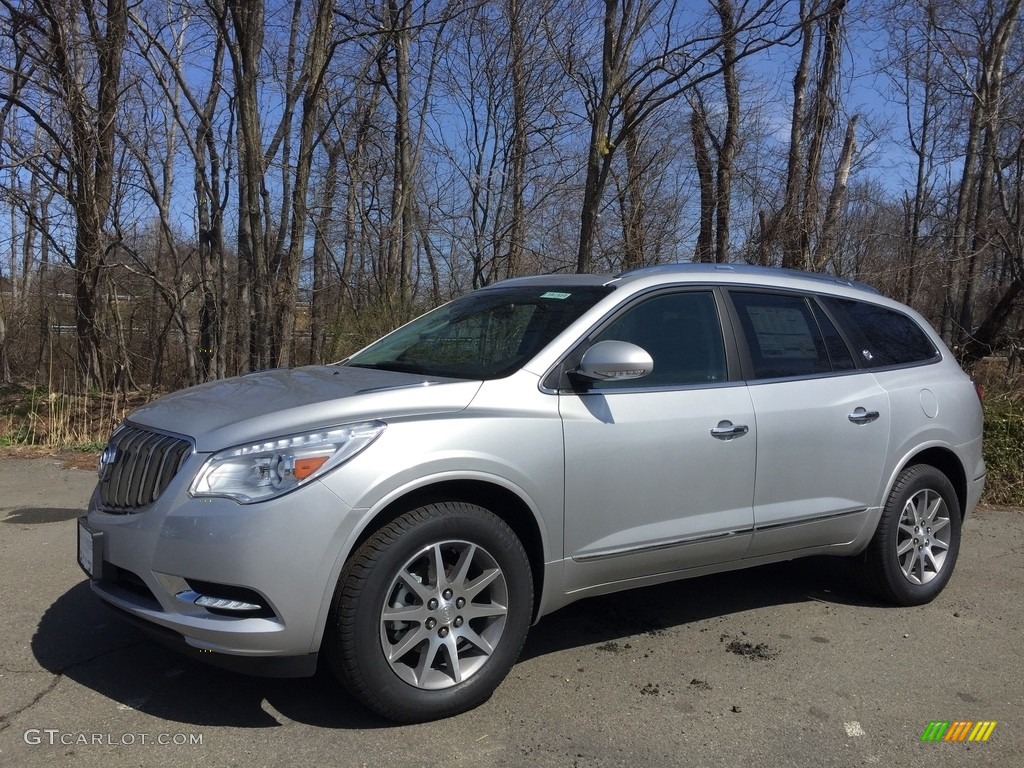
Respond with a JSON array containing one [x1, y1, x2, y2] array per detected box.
[[615, 262, 880, 294]]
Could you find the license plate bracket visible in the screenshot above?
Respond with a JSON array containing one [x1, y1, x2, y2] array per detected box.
[[77, 517, 104, 580]]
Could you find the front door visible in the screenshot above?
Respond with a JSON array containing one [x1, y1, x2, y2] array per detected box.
[[559, 290, 756, 592]]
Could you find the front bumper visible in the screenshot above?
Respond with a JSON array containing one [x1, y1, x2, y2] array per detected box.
[[81, 455, 362, 676]]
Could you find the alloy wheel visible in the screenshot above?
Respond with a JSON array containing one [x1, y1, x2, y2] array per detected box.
[[379, 539, 509, 690]]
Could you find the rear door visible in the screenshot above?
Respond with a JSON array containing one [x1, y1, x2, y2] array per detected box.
[[726, 290, 891, 557]]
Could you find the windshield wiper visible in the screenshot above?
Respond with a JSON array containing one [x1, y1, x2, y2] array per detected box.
[[347, 361, 432, 375]]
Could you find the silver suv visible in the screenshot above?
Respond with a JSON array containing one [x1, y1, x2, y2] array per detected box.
[[78, 264, 985, 722]]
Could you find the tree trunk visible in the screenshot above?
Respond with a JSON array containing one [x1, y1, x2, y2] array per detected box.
[[961, 277, 1024, 367], [814, 114, 858, 271], [227, 0, 270, 371], [388, 0, 416, 309], [798, 0, 846, 270], [310, 140, 341, 364], [714, 0, 739, 265], [40, 0, 129, 388], [690, 97, 714, 264], [506, 0, 528, 280], [274, 0, 334, 366], [777, 0, 814, 269], [956, 0, 1021, 347], [617, 110, 647, 270]]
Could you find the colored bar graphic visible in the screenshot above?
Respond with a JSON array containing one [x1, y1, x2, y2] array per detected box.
[[944, 721, 973, 741], [968, 722, 998, 742], [920, 721, 996, 742]]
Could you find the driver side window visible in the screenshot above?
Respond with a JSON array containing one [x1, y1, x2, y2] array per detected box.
[[591, 291, 727, 389]]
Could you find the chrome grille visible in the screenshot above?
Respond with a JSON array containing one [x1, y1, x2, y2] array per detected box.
[[98, 425, 193, 512]]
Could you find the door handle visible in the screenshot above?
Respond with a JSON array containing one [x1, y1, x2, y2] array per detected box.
[[710, 420, 749, 440], [848, 407, 880, 425]]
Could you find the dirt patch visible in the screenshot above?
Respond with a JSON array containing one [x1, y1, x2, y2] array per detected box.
[[0, 445, 99, 471], [56, 450, 101, 470], [725, 639, 778, 660], [720, 632, 778, 660]]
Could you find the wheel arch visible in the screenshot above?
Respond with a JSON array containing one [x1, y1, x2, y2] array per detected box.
[[348, 479, 547, 620], [899, 446, 967, 518]]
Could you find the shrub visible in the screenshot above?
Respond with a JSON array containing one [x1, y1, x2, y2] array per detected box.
[[982, 395, 1024, 507]]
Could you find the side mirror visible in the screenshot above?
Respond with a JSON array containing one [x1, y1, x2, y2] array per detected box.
[[574, 340, 654, 382]]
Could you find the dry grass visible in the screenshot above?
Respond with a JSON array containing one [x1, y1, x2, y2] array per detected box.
[[0, 381, 155, 455]]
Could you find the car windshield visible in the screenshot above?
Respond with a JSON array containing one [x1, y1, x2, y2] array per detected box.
[[345, 284, 613, 379]]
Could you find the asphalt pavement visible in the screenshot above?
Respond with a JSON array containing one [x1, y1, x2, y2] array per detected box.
[[0, 456, 1021, 767]]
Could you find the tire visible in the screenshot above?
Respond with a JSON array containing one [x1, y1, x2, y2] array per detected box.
[[861, 464, 961, 606], [326, 502, 533, 723]]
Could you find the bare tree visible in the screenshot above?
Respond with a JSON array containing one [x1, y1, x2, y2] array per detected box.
[[690, 92, 716, 263], [753, 0, 849, 270], [128, 0, 233, 382], [218, 0, 271, 370], [430, 0, 574, 287], [568, 0, 794, 273], [885, 2, 947, 305], [954, 0, 1023, 348], [688, 0, 741, 264], [374, 0, 419, 308], [1, 0, 129, 387], [272, 0, 336, 366], [945, 0, 1024, 362]]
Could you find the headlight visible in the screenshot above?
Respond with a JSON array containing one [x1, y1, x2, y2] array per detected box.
[[189, 421, 386, 503]]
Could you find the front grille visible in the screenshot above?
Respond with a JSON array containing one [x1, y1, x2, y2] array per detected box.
[[98, 424, 193, 512]]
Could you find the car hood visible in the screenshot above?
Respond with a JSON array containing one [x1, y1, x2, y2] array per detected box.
[[126, 365, 483, 451]]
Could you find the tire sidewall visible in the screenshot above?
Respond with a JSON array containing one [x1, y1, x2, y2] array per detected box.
[[876, 465, 962, 605], [334, 503, 533, 721]]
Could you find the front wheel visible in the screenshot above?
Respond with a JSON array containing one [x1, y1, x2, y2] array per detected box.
[[326, 502, 533, 722], [861, 464, 962, 606]]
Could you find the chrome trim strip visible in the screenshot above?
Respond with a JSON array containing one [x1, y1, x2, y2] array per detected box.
[[571, 507, 868, 563], [752, 507, 866, 533], [572, 528, 751, 563]]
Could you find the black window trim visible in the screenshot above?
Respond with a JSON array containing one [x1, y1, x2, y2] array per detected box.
[[806, 294, 860, 371]]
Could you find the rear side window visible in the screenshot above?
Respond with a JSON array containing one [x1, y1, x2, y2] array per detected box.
[[822, 297, 938, 367], [731, 292, 849, 379]]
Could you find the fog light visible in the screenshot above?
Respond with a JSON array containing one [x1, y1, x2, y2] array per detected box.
[[175, 589, 262, 612]]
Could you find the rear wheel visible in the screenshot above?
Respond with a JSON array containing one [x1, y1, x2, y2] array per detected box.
[[326, 502, 533, 722], [861, 464, 961, 606]]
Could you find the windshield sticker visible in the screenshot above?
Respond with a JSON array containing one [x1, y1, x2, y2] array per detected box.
[[540, 291, 572, 300]]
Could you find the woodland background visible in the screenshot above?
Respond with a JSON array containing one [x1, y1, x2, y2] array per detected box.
[[1, 0, 1024, 499]]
